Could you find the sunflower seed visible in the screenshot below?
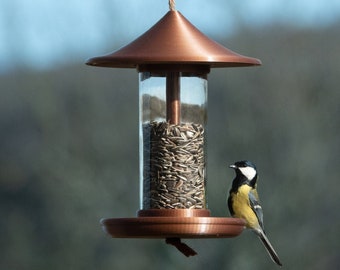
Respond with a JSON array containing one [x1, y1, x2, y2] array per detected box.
[[142, 121, 206, 209]]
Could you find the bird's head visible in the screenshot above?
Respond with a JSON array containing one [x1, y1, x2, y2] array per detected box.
[[229, 160, 257, 181]]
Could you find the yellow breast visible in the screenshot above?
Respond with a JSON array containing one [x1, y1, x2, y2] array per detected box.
[[231, 185, 260, 229]]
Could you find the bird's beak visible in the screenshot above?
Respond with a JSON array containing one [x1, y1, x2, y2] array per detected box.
[[229, 164, 237, 169]]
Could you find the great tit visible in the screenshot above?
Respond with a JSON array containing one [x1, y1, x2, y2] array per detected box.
[[228, 160, 282, 266]]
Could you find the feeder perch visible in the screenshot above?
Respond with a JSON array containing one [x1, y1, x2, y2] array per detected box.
[[86, 1, 261, 256]]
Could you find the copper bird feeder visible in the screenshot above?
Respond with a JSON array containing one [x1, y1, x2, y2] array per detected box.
[[87, 1, 261, 255]]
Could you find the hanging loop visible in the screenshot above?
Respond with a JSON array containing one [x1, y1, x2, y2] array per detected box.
[[169, 0, 176, 11]]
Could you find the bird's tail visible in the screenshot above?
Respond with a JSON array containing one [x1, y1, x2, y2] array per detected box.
[[257, 230, 282, 266]]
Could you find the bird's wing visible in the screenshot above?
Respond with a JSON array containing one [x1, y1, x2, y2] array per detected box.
[[248, 190, 264, 231]]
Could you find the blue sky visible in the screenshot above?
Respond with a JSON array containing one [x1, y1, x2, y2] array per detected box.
[[1, 0, 340, 72]]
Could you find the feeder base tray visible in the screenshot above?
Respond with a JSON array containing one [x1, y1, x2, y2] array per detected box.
[[100, 209, 245, 238]]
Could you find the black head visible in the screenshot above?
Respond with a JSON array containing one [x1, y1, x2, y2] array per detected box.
[[229, 160, 258, 181]]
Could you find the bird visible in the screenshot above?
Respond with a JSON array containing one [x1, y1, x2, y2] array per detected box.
[[228, 160, 282, 266]]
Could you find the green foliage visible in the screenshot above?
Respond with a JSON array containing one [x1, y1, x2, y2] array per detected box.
[[1, 24, 340, 269]]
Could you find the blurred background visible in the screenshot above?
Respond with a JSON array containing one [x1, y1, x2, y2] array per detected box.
[[1, 0, 339, 269]]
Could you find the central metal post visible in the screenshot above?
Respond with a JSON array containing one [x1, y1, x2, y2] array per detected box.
[[166, 72, 180, 124]]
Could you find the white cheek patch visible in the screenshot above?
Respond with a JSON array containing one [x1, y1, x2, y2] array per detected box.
[[239, 167, 257, 180]]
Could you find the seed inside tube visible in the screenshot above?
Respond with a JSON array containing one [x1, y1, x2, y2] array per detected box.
[[143, 121, 206, 209]]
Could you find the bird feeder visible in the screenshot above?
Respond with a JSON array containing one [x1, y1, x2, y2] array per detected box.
[[86, 1, 261, 254]]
